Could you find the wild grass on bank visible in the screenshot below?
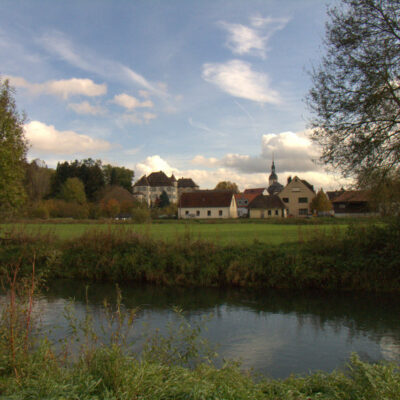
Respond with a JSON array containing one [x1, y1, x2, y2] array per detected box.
[[1, 218, 399, 292], [0, 269, 399, 399]]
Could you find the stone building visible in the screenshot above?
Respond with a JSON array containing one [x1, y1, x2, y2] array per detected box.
[[133, 171, 198, 206], [278, 176, 315, 217]]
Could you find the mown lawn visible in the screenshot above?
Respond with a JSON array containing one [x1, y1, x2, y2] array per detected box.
[[0, 221, 348, 245]]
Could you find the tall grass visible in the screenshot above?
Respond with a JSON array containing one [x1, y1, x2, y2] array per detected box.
[[0, 218, 399, 291], [0, 269, 399, 399]]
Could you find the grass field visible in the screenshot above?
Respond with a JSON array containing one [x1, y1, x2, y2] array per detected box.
[[0, 221, 348, 245]]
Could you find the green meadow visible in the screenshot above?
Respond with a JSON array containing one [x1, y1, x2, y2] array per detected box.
[[0, 221, 349, 245]]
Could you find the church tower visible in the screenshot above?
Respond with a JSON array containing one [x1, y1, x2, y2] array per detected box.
[[267, 157, 283, 195], [269, 160, 278, 186]]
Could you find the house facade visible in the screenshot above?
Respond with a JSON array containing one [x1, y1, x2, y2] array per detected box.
[[133, 171, 198, 206], [178, 191, 238, 219], [331, 190, 376, 217], [248, 195, 287, 218], [234, 192, 260, 217], [278, 176, 315, 217]]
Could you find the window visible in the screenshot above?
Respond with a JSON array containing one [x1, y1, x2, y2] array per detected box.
[[282, 198, 289, 203], [207, 210, 211, 216], [298, 197, 308, 203], [185, 210, 189, 215], [292, 188, 300, 192], [275, 210, 279, 216], [299, 208, 308, 215], [268, 210, 271, 216], [196, 210, 200, 216], [244, 199, 248, 205], [219, 210, 223, 216]]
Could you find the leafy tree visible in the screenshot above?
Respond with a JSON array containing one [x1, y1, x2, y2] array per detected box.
[[214, 181, 239, 193], [25, 159, 53, 203], [104, 199, 120, 218], [307, 0, 400, 177], [51, 158, 105, 201], [78, 158, 105, 201], [60, 177, 87, 205], [0, 78, 28, 215], [103, 164, 134, 192], [310, 189, 333, 214], [357, 167, 400, 216], [158, 190, 170, 208]]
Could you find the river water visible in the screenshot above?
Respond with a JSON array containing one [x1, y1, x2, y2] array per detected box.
[[37, 280, 400, 378]]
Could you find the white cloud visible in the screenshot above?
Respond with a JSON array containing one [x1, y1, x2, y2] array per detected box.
[[6, 75, 106, 99], [143, 112, 157, 122], [38, 31, 167, 97], [191, 155, 219, 167], [112, 93, 154, 109], [202, 60, 280, 104], [121, 111, 157, 125], [135, 155, 177, 177], [24, 120, 112, 155], [135, 152, 350, 191], [220, 16, 289, 58], [68, 101, 106, 115]]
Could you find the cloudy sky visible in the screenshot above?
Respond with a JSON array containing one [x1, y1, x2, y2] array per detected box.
[[1, 0, 349, 190]]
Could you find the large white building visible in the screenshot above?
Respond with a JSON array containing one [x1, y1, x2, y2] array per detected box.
[[133, 171, 198, 206]]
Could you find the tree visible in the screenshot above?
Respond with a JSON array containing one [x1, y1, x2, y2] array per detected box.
[[214, 181, 239, 193], [103, 164, 134, 192], [51, 158, 105, 201], [25, 159, 53, 203], [357, 167, 400, 215], [0, 79, 28, 215], [310, 189, 333, 214], [60, 177, 86, 205], [158, 190, 170, 208], [307, 0, 400, 177]]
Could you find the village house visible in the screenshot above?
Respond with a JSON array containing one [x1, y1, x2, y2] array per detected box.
[[331, 190, 375, 217], [234, 192, 260, 217], [278, 176, 316, 217], [248, 194, 287, 218], [178, 190, 238, 219]]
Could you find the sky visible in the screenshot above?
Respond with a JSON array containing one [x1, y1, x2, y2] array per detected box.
[[0, 0, 349, 191]]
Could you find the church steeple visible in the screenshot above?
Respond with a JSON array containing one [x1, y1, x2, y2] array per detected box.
[[269, 156, 278, 186]]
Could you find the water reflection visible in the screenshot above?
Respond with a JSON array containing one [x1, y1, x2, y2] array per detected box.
[[37, 280, 400, 378]]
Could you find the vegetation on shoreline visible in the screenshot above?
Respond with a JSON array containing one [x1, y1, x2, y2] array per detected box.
[[1, 218, 399, 292], [1, 269, 399, 399]]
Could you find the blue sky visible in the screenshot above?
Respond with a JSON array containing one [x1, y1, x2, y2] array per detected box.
[[1, 0, 348, 190]]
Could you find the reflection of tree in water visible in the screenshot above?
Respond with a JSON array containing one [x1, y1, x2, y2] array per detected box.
[[44, 280, 400, 344]]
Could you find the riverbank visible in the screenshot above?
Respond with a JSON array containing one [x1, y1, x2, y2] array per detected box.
[[2, 349, 399, 399], [1, 280, 399, 399], [1, 218, 399, 292]]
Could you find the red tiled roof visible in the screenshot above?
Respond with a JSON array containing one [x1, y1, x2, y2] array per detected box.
[[332, 190, 370, 203], [178, 178, 198, 188], [180, 190, 234, 208], [133, 175, 149, 187], [243, 188, 266, 195], [249, 194, 285, 209], [147, 171, 174, 187], [326, 190, 345, 201], [234, 193, 259, 207]]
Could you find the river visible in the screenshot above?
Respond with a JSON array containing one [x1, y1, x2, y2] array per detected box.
[[35, 280, 400, 379]]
